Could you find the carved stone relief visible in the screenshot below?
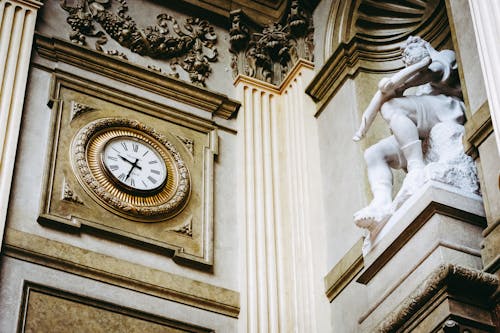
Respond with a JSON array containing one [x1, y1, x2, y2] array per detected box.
[[177, 135, 194, 156], [62, 179, 84, 205], [230, 0, 314, 86], [70, 100, 95, 121], [171, 218, 193, 237], [59, 0, 218, 86]]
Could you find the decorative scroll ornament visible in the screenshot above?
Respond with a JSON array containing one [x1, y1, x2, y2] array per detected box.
[[230, 0, 314, 86], [70, 101, 95, 121], [172, 218, 193, 237], [62, 179, 84, 204], [59, 0, 218, 86], [177, 135, 194, 156]]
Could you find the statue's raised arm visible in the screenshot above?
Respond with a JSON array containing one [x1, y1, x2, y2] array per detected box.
[[353, 49, 432, 141]]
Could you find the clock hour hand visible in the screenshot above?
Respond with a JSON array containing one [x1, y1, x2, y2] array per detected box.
[[119, 155, 142, 170]]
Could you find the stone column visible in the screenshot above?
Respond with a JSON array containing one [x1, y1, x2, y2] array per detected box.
[[236, 77, 281, 333], [467, 0, 500, 277], [280, 62, 327, 332], [235, 60, 328, 332], [468, 0, 500, 154], [0, 0, 42, 248]]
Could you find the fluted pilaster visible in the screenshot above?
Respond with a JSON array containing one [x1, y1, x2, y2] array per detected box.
[[235, 60, 327, 332], [468, 0, 500, 154], [0, 0, 42, 247]]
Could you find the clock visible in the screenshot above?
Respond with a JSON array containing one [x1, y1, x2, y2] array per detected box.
[[101, 136, 168, 194], [71, 118, 191, 221]]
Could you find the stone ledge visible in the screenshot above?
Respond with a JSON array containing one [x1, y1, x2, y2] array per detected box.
[[2, 228, 240, 318], [357, 182, 486, 285]]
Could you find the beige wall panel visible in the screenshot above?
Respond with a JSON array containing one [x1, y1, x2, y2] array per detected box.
[[0, 257, 237, 333], [316, 78, 365, 268], [22, 289, 210, 333]]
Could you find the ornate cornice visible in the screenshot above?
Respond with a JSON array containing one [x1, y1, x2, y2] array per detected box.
[[229, 0, 314, 86], [376, 264, 498, 333], [307, 0, 449, 116], [34, 34, 240, 120]]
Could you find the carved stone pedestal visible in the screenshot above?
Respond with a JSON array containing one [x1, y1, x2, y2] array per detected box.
[[356, 182, 498, 332]]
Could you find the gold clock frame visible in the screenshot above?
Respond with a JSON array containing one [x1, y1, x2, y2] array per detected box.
[[72, 118, 191, 221], [99, 136, 168, 195]]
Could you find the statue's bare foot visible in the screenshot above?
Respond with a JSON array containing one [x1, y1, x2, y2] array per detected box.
[[354, 203, 392, 231]]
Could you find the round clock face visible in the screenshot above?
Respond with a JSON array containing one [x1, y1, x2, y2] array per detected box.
[[102, 137, 167, 193]]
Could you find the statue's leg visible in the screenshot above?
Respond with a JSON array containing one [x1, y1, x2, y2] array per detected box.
[[380, 98, 425, 173], [354, 136, 405, 229]]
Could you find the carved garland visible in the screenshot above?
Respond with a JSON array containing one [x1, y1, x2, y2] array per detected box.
[[72, 118, 190, 220], [59, 0, 218, 86]]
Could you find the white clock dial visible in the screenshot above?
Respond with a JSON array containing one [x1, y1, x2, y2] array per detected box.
[[102, 137, 167, 192]]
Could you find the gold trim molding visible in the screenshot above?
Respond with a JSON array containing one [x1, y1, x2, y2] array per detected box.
[[324, 238, 364, 302], [34, 34, 240, 120], [464, 102, 493, 157], [4, 228, 240, 318]]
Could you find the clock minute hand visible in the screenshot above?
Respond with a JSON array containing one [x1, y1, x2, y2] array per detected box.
[[119, 155, 142, 170], [125, 158, 144, 181], [125, 159, 137, 181]]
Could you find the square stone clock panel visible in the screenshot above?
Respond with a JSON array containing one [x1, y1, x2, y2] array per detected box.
[[38, 73, 218, 269]]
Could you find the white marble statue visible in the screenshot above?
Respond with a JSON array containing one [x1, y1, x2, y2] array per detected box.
[[353, 36, 478, 232]]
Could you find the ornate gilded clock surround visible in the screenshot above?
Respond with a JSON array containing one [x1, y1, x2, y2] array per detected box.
[[72, 118, 190, 221]]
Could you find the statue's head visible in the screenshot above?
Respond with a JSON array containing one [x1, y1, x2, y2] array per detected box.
[[401, 36, 431, 66]]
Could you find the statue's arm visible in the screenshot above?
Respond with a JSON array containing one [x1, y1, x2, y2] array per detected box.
[[379, 56, 433, 93], [353, 57, 440, 142], [353, 90, 388, 141]]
